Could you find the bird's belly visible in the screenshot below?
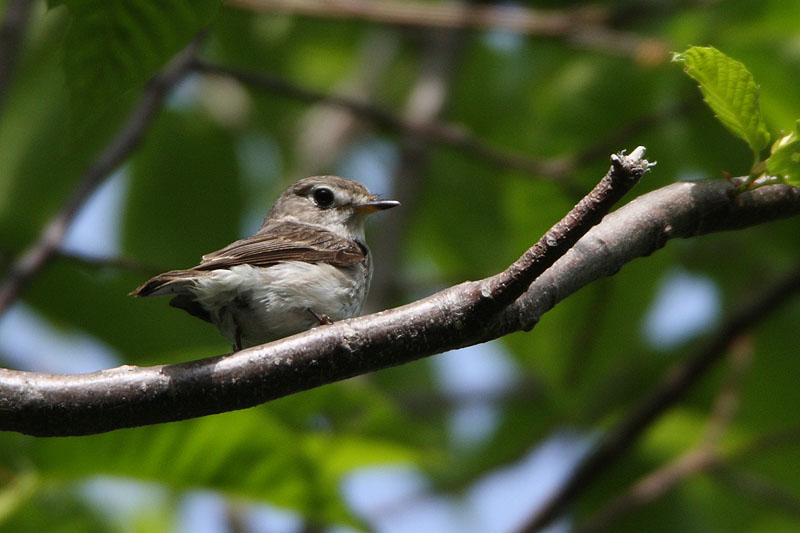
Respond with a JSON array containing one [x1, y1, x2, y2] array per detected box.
[[191, 262, 369, 347]]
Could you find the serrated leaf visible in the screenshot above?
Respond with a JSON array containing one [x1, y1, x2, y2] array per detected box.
[[767, 120, 800, 185], [0, 408, 419, 527], [55, 0, 221, 134], [673, 46, 770, 158]]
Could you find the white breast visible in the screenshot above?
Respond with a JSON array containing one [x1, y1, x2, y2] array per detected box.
[[189, 260, 371, 347]]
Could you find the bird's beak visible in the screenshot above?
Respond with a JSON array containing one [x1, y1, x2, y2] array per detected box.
[[355, 200, 400, 213]]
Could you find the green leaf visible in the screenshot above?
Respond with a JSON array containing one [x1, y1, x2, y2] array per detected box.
[[0, 407, 419, 527], [53, 0, 221, 134], [767, 120, 800, 185], [673, 46, 770, 159]]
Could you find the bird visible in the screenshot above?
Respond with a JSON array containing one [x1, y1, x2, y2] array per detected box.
[[131, 176, 399, 350]]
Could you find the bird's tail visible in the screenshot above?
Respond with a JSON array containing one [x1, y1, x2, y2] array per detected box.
[[129, 270, 199, 297]]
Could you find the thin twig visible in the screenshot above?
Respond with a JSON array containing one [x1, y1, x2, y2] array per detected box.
[[225, 0, 669, 60], [483, 148, 651, 312], [573, 447, 718, 533], [192, 59, 573, 182], [581, 420, 800, 532], [517, 261, 800, 533], [729, 425, 800, 462], [0, 39, 200, 317], [194, 59, 687, 198], [703, 336, 753, 445], [711, 465, 800, 518], [573, 341, 755, 533]]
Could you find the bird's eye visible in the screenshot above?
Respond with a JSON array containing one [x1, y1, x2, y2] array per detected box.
[[312, 187, 335, 207]]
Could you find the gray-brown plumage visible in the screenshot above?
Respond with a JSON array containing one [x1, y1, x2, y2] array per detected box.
[[131, 176, 398, 349]]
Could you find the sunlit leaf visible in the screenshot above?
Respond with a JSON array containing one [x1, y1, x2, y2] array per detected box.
[[673, 46, 770, 159], [52, 0, 220, 134], [767, 120, 800, 185]]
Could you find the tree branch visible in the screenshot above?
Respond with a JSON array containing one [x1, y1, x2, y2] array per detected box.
[[192, 59, 575, 182], [575, 428, 800, 533], [0, 40, 200, 317], [0, 148, 651, 436], [573, 447, 718, 533], [572, 341, 754, 533], [516, 249, 800, 532], [2, 174, 800, 437], [711, 465, 800, 518], [225, 0, 668, 60]]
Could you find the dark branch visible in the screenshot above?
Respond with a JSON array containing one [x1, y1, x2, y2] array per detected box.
[[192, 60, 576, 182], [572, 343, 754, 533], [226, 0, 669, 60], [0, 40, 199, 317], [1, 177, 799, 437], [482, 148, 650, 311], [517, 255, 800, 533], [0, 148, 651, 436], [573, 447, 718, 533]]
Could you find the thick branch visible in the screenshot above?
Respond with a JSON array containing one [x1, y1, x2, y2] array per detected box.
[[0, 40, 199, 317], [1, 177, 799, 436], [0, 148, 646, 435]]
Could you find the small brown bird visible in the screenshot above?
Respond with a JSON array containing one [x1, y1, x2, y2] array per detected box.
[[131, 176, 399, 350]]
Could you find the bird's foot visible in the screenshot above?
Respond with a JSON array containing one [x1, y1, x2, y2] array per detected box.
[[307, 308, 333, 325]]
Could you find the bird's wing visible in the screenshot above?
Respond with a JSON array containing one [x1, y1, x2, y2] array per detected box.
[[195, 222, 367, 270]]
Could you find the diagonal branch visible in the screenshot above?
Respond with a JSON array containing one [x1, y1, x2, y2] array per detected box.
[[517, 255, 800, 533], [571, 341, 754, 533], [1, 172, 799, 437], [0, 0, 34, 115], [573, 447, 719, 533], [226, 0, 668, 59], [191, 59, 575, 182], [0, 148, 651, 436], [193, 60, 686, 196], [574, 422, 800, 533], [710, 465, 800, 518], [0, 40, 200, 318]]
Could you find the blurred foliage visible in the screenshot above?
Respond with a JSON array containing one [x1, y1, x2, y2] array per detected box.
[[1, 0, 800, 532], [51, 0, 220, 136]]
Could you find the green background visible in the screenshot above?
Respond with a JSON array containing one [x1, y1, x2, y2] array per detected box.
[[1, 0, 799, 531]]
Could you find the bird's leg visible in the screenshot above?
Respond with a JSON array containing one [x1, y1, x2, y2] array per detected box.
[[221, 305, 244, 351], [234, 327, 243, 352], [307, 307, 333, 325]]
